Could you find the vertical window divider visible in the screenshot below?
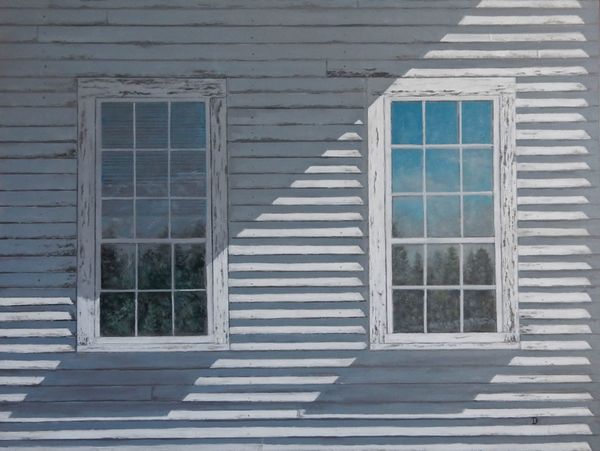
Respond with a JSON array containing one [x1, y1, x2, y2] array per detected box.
[[458, 101, 464, 333], [422, 101, 428, 333], [132, 102, 139, 337], [168, 101, 175, 337]]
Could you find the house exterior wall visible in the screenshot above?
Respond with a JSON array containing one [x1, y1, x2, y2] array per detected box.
[[0, 0, 598, 448]]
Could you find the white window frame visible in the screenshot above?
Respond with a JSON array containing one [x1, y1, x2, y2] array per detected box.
[[77, 78, 228, 352], [368, 78, 519, 350]]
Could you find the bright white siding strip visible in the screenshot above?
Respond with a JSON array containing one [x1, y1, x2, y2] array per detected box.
[[229, 262, 363, 272], [321, 150, 361, 158], [236, 227, 363, 238], [230, 292, 364, 303], [230, 325, 366, 335], [0, 297, 72, 306], [517, 130, 591, 141], [477, 0, 582, 7], [0, 344, 74, 353], [425, 49, 588, 59], [516, 83, 586, 93], [0, 328, 72, 338], [211, 358, 356, 369], [519, 292, 591, 303], [230, 309, 364, 319], [183, 392, 321, 403], [521, 341, 591, 351], [516, 98, 588, 108], [491, 375, 592, 384], [459, 15, 584, 25], [520, 308, 590, 319], [519, 245, 590, 256], [290, 180, 362, 188], [517, 211, 588, 221], [475, 393, 592, 402], [229, 277, 363, 287], [272, 196, 363, 206], [441, 32, 586, 42], [519, 278, 591, 287], [229, 245, 363, 255], [0, 394, 26, 403], [516, 113, 586, 123], [519, 262, 591, 271], [517, 178, 591, 188], [406, 66, 587, 77], [230, 342, 367, 351], [194, 376, 338, 386], [167, 410, 302, 420], [0, 312, 71, 322], [521, 325, 592, 334], [517, 146, 588, 156], [0, 424, 591, 440], [519, 228, 589, 237], [255, 212, 363, 221], [517, 162, 590, 171], [0, 360, 60, 370], [510, 357, 591, 366], [0, 377, 44, 386], [304, 165, 360, 174], [518, 196, 588, 205]]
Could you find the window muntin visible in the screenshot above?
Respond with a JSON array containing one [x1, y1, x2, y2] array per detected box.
[[388, 99, 500, 335]]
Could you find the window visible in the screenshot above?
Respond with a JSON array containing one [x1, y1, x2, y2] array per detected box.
[[368, 78, 518, 349], [77, 79, 228, 351]]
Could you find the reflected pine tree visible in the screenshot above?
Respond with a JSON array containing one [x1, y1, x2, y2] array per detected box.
[[464, 248, 494, 285], [392, 245, 423, 285], [138, 244, 171, 290], [428, 246, 459, 285], [138, 293, 172, 336], [101, 244, 134, 289]]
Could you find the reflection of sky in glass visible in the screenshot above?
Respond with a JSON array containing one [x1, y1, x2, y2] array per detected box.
[[426, 102, 458, 144], [464, 195, 494, 236], [102, 200, 133, 239], [171, 102, 206, 149], [101, 102, 133, 149], [391, 101, 422, 145], [426, 148, 459, 192], [462, 101, 492, 144], [463, 148, 493, 192], [136, 102, 168, 149], [136, 199, 169, 238], [136, 151, 168, 197], [392, 149, 422, 192], [427, 195, 460, 237], [392, 197, 423, 238], [102, 151, 133, 197]]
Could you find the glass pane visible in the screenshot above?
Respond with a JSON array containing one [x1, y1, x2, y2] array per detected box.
[[392, 290, 424, 333], [175, 291, 207, 336], [101, 244, 135, 289], [138, 243, 171, 290], [425, 101, 458, 144], [392, 196, 423, 238], [171, 102, 206, 149], [463, 148, 493, 192], [392, 244, 423, 286], [136, 199, 169, 238], [464, 290, 497, 332], [135, 102, 168, 149], [175, 243, 205, 289], [427, 290, 460, 332], [427, 195, 460, 237], [464, 195, 494, 237], [100, 292, 135, 337], [425, 148, 460, 192], [102, 151, 133, 197], [462, 101, 492, 144], [102, 199, 133, 239], [136, 151, 168, 197], [427, 244, 460, 285], [391, 101, 422, 145], [101, 102, 133, 149], [464, 244, 495, 285], [391, 149, 422, 193], [138, 292, 172, 336], [171, 199, 206, 238], [171, 150, 207, 197]]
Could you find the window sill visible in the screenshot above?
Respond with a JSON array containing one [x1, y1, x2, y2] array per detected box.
[[78, 337, 229, 352], [371, 332, 519, 350]]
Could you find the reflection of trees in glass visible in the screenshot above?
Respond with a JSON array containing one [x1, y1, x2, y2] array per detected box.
[[138, 244, 171, 290], [175, 291, 207, 335], [100, 293, 135, 336], [428, 246, 459, 285], [464, 290, 496, 332], [138, 293, 172, 336], [175, 244, 205, 289], [464, 247, 494, 285], [101, 244, 135, 289], [392, 290, 424, 333], [392, 245, 423, 285], [427, 290, 460, 333]]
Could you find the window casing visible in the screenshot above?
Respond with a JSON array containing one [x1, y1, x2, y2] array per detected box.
[[368, 78, 518, 349], [77, 79, 228, 352]]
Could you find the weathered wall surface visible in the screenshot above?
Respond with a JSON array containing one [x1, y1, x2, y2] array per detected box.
[[0, 0, 598, 448]]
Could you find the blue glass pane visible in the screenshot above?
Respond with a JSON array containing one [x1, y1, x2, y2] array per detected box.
[[425, 101, 458, 144], [171, 199, 207, 238], [426, 148, 460, 192], [136, 151, 168, 197], [392, 196, 423, 238], [464, 195, 494, 236], [462, 101, 492, 144], [463, 148, 493, 192], [427, 195, 460, 237], [135, 102, 168, 149], [171, 102, 206, 149], [391, 101, 422, 145], [136, 199, 169, 238], [392, 149, 422, 192], [102, 200, 133, 239], [101, 102, 133, 149]]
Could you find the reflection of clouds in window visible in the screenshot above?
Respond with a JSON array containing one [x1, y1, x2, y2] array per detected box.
[[392, 197, 423, 238], [463, 148, 493, 192], [464, 195, 494, 237], [135, 102, 168, 149], [171, 102, 206, 149], [136, 151, 168, 197], [426, 148, 460, 192], [425, 101, 458, 144], [391, 101, 422, 145], [136, 199, 169, 238], [171, 150, 207, 197], [101, 102, 133, 149], [392, 149, 422, 192], [102, 151, 133, 196], [102, 199, 133, 239], [427, 195, 460, 237], [171, 199, 206, 238], [462, 101, 492, 144]]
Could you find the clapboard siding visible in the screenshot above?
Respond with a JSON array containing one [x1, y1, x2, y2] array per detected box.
[[0, 0, 598, 448]]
